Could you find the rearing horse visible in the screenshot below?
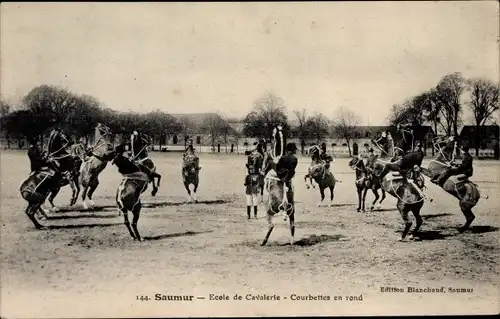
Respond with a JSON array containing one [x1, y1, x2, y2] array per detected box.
[[45, 128, 81, 210], [348, 155, 386, 212], [130, 131, 161, 196], [79, 123, 115, 209], [371, 129, 424, 180], [420, 136, 487, 232], [182, 147, 200, 203], [304, 145, 338, 207], [370, 144, 427, 241], [261, 126, 296, 246]]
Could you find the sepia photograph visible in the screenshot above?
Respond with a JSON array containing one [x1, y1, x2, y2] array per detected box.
[[0, 1, 499, 317]]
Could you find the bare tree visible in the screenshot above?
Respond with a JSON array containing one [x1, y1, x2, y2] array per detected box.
[[434, 72, 466, 136], [242, 91, 289, 140], [332, 107, 360, 156], [467, 78, 499, 155], [293, 108, 308, 154], [201, 113, 227, 152], [305, 112, 330, 144], [0, 100, 11, 117], [178, 117, 197, 146]]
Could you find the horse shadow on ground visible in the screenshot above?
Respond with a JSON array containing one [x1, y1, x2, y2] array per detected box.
[[283, 234, 348, 247], [409, 225, 499, 241], [43, 222, 122, 230], [143, 230, 213, 241], [55, 205, 117, 213], [421, 213, 453, 220], [144, 199, 231, 208], [44, 213, 117, 220], [240, 234, 348, 248], [370, 208, 398, 212]]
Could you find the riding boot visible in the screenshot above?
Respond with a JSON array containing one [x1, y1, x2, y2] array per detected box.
[[254, 205, 258, 218], [247, 206, 251, 219]]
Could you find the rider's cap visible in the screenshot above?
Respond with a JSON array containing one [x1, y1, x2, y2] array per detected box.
[[286, 143, 298, 151]]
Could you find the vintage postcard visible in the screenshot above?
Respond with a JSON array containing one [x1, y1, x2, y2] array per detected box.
[[1, 2, 499, 318]]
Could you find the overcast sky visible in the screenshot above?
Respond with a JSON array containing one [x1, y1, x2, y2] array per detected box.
[[1, 2, 498, 125]]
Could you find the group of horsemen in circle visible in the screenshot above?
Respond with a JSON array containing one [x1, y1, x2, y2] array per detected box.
[[27, 129, 160, 183], [242, 123, 474, 214], [25, 123, 474, 219]]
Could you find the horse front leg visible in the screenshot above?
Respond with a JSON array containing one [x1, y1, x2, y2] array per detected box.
[[70, 175, 80, 206], [86, 177, 99, 208], [184, 182, 192, 203], [356, 187, 362, 212], [289, 207, 295, 245], [317, 187, 325, 207], [150, 172, 161, 196], [304, 174, 310, 189], [370, 188, 379, 211], [361, 188, 368, 212], [48, 187, 61, 212]]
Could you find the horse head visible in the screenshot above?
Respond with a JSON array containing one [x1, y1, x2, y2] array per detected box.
[[91, 123, 113, 157], [433, 136, 457, 162], [47, 128, 71, 157], [371, 131, 394, 159], [348, 155, 365, 171]]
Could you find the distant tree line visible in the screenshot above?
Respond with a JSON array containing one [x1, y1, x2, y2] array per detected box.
[[2, 72, 497, 157], [0, 85, 233, 150], [386, 72, 499, 156]]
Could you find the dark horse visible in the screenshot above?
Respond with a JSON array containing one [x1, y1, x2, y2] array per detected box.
[[20, 165, 61, 229], [260, 126, 295, 246], [45, 129, 83, 211], [182, 148, 200, 203], [130, 131, 161, 196], [79, 123, 115, 209], [372, 160, 426, 241], [112, 145, 150, 241], [371, 128, 424, 180], [420, 137, 487, 232], [348, 155, 386, 212], [304, 145, 338, 207]]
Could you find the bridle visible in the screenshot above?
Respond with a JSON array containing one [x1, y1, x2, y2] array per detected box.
[[47, 130, 72, 160], [91, 124, 113, 157], [131, 132, 151, 161], [431, 137, 457, 166]]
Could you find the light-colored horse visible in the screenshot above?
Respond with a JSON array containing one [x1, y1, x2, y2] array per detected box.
[[130, 131, 161, 196], [261, 126, 296, 246], [79, 123, 115, 209], [420, 137, 488, 232]]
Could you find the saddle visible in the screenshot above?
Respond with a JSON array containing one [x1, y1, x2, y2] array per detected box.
[[456, 174, 468, 181], [123, 171, 149, 182]]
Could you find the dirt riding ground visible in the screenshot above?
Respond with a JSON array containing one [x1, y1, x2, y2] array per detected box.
[[1, 151, 499, 317]]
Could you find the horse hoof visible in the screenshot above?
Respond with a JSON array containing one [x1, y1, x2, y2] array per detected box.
[[82, 202, 88, 210], [356, 208, 360, 212], [52, 206, 59, 212], [370, 207, 374, 211]]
